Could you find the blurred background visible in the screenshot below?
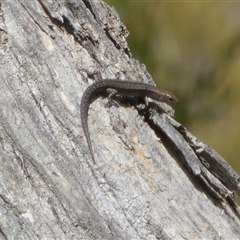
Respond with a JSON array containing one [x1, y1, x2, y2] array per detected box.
[[105, 1, 240, 175]]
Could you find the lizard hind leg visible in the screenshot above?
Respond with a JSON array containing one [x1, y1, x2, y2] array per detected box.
[[105, 88, 120, 108]]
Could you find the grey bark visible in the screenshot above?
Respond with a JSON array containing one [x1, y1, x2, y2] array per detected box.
[[0, 0, 240, 239]]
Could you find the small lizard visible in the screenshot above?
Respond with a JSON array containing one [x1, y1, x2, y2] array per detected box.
[[80, 79, 178, 164]]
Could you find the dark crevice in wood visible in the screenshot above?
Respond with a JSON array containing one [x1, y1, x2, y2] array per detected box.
[[82, 0, 98, 22]]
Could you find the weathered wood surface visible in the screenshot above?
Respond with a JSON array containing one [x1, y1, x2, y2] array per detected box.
[[0, 0, 240, 239]]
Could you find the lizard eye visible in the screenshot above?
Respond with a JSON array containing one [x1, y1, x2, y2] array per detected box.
[[169, 96, 178, 104]]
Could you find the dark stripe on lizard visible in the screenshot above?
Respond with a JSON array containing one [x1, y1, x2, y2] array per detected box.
[[80, 79, 178, 164]]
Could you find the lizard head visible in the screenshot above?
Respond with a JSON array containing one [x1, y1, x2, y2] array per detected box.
[[154, 89, 179, 104]]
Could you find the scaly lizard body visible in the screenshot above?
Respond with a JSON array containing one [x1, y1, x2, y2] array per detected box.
[[80, 79, 178, 163]]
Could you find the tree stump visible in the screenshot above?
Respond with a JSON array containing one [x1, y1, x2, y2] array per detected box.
[[0, 0, 240, 239]]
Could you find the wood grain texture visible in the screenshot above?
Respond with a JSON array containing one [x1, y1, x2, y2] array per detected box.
[[0, 0, 240, 239]]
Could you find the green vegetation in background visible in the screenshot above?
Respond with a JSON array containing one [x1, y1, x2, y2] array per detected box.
[[105, 1, 240, 175]]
